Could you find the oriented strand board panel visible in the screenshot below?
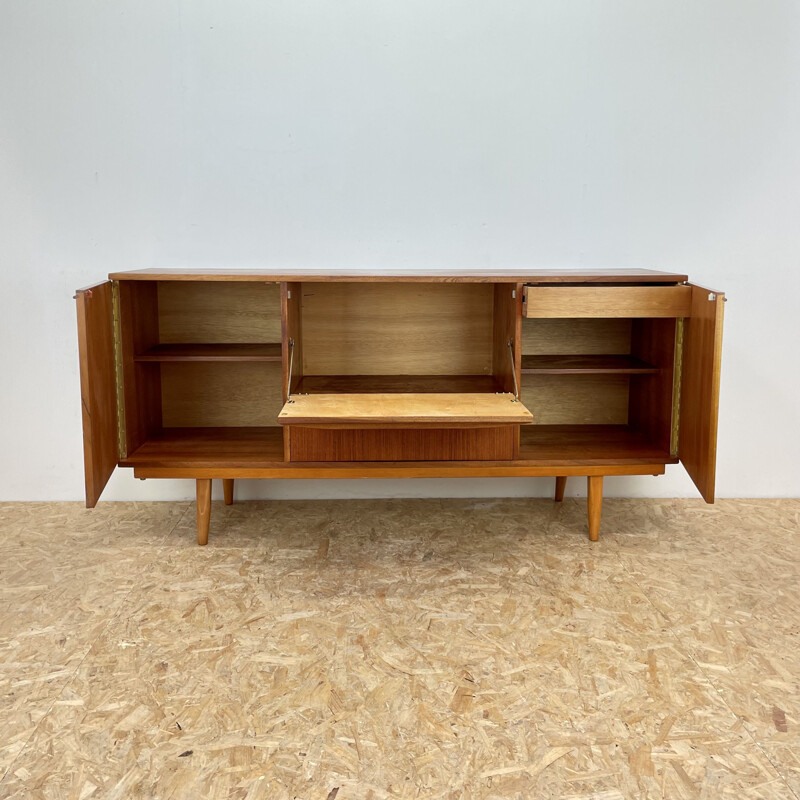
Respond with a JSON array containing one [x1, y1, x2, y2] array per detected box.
[[161, 363, 284, 427], [278, 393, 533, 426], [2, 499, 796, 799], [521, 374, 629, 424], [158, 281, 282, 343], [521, 318, 632, 355], [301, 283, 494, 375]]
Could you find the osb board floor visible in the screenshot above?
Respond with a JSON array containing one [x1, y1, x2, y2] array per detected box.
[[0, 499, 797, 800]]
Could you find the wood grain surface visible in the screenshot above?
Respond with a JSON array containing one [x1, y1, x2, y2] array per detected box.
[[287, 426, 520, 462], [520, 374, 629, 425], [109, 267, 689, 282], [300, 282, 494, 376], [679, 284, 725, 502], [158, 281, 282, 343], [75, 281, 118, 507], [278, 393, 533, 426], [161, 363, 284, 427], [521, 318, 632, 356], [524, 285, 692, 318]]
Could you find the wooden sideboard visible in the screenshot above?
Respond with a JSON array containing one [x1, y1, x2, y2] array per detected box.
[[76, 269, 724, 544]]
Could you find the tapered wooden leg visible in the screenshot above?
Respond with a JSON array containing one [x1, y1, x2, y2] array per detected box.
[[554, 476, 567, 502], [196, 479, 211, 546], [587, 476, 603, 542], [223, 478, 234, 506]]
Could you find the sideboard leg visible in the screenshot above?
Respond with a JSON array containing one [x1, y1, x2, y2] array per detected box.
[[196, 479, 212, 546], [223, 478, 234, 506], [554, 476, 567, 502], [587, 476, 603, 542]]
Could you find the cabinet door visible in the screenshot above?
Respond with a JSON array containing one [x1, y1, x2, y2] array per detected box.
[[76, 281, 119, 507], [679, 284, 725, 502]]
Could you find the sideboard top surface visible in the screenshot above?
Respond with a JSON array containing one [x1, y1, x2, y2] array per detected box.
[[108, 268, 688, 283]]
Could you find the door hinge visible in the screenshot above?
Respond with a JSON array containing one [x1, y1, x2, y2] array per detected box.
[[111, 281, 127, 459], [670, 317, 684, 458]]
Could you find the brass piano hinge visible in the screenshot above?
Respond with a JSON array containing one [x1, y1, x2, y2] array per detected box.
[[670, 317, 684, 458], [111, 281, 127, 459]]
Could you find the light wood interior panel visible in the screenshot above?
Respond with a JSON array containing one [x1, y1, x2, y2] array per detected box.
[[161, 363, 284, 427], [521, 319, 632, 355], [278, 393, 532, 426], [301, 283, 494, 375], [523, 285, 692, 318], [521, 374, 629, 425], [158, 282, 282, 344]]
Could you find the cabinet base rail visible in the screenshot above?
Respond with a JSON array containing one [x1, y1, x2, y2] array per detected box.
[[181, 473, 648, 545]]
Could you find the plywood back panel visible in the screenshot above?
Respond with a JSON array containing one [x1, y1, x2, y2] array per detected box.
[[521, 374, 629, 425], [301, 283, 494, 375], [161, 363, 284, 427], [158, 282, 282, 343], [521, 319, 631, 355]]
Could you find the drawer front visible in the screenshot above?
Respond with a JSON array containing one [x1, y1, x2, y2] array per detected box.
[[523, 285, 692, 318], [288, 425, 519, 462]]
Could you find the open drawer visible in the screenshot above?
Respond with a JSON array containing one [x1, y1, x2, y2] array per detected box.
[[279, 393, 533, 461], [523, 285, 692, 318]]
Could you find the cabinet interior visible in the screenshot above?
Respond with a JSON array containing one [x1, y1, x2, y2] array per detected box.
[[116, 279, 678, 465], [519, 316, 676, 458], [291, 282, 507, 393], [118, 281, 284, 459]]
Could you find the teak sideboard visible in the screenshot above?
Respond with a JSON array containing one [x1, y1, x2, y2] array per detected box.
[[75, 269, 725, 544]]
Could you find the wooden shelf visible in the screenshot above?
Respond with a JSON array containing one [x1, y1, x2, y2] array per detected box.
[[520, 354, 658, 375], [279, 393, 533, 426], [519, 425, 675, 464], [295, 374, 500, 394], [121, 427, 285, 468], [120, 424, 673, 468], [134, 343, 282, 362]]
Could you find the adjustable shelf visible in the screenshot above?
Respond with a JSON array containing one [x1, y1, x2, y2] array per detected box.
[[134, 343, 282, 362], [520, 354, 658, 375]]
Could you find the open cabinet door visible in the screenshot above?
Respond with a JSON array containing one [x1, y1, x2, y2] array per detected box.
[[76, 281, 119, 507], [679, 284, 725, 502]]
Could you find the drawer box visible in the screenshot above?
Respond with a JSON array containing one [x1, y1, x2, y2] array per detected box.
[[523, 285, 692, 318]]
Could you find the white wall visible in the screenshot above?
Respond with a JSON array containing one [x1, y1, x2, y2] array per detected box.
[[2, 0, 799, 501]]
